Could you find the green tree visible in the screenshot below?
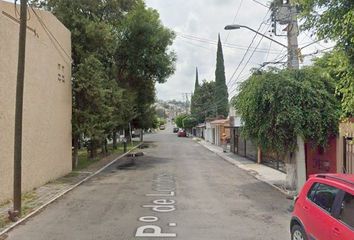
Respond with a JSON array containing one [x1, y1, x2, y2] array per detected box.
[[195, 67, 200, 90], [175, 114, 188, 128], [191, 67, 200, 118], [115, 2, 176, 132], [191, 80, 217, 123], [45, 0, 138, 166], [182, 116, 198, 129], [175, 114, 197, 129], [233, 67, 340, 189], [43, 0, 175, 165], [215, 34, 229, 117], [72, 55, 110, 160], [313, 50, 354, 118], [296, 0, 354, 117]]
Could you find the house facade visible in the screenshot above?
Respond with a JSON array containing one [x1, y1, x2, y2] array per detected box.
[[195, 123, 206, 139], [0, 1, 72, 203], [209, 119, 229, 146]]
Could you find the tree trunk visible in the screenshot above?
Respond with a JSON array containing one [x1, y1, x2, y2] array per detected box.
[[113, 131, 117, 150], [90, 138, 98, 159], [140, 129, 143, 142], [104, 138, 108, 153], [72, 134, 79, 169], [124, 128, 131, 143], [100, 138, 108, 154]]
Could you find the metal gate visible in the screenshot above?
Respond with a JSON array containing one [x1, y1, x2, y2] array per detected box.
[[343, 135, 354, 174]]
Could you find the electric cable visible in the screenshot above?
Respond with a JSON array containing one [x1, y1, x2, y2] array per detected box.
[[30, 6, 72, 62], [232, 24, 272, 87], [225, 0, 244, 44], [176, 32, 283, 53], [226, 9, 271, 87]]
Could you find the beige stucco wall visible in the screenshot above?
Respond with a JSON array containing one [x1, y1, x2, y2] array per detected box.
[[0, 1, 72, 203]]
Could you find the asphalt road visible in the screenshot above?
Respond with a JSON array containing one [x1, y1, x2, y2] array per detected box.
[[7, 125, 292, 240]]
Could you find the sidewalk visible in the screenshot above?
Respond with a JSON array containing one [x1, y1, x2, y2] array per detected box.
[[196, 139, 289, 195], [0, 143, 142, 236]]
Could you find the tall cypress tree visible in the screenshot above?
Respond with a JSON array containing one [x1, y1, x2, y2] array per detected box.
[[191, 67, 200, 117], [215, 34, 229, 117], [195, 67, 199, 91]]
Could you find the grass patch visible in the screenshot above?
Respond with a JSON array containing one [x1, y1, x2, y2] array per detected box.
[[0, 192, 37, 228], [64, 171, 80, 178], [21, 204, 34, 217], [76, 152, 99, 170], [22, 191, 37, 203], [75, 141, 140, 171], [0, 216, 10, 229]]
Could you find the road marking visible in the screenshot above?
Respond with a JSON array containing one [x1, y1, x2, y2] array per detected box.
[[136, 173, 177, 238], [139, 216, 158, 222]]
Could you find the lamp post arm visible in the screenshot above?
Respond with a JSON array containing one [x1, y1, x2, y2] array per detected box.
[[241, 25, 288, 49]]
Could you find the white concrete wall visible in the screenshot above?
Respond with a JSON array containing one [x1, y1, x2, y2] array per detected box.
[[205, 122, 212, 143], [233, 117, 242, 127]]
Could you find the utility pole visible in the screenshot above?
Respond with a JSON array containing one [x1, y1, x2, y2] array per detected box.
[[225, 0, 305, 192], [275, 0, 305, 191], [287, 0, 299, 70], [286, 0, 306, 192], [11, 0, 28, 220], [182, 93, 191, 114], [185, 93, 189, 114]]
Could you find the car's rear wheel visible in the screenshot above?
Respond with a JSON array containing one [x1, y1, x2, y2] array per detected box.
[[291, 224, 307, 240]]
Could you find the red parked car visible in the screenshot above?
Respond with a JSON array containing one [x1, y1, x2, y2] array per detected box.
[[291, 174, 354, 240], [177, 129, 187, 137]]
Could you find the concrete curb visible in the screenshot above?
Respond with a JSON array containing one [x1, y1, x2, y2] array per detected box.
[[196, 140, 291, 196], [0, 143, 143, 237]]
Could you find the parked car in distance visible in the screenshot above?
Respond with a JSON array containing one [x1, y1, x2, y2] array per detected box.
[[131, 129, 141, 138], [177, 129, 186, 137], [291, 174, 354, 240], [159, 125, 165, 130], [173, 127, 179, 133]]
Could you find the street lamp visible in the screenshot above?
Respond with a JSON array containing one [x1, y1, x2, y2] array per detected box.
[[224, 24, 288, 49]]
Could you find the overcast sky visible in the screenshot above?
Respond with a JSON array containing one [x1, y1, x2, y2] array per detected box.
[[145, 0, 333, 101], [6, 0, 333, 101]]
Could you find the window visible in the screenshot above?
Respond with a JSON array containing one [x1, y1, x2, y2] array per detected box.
[[310, 183, 340, 213], [307, 182, 319, 200], [339, 192, 354, 228]]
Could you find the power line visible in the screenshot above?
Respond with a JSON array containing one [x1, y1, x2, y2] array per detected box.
[[228, 24, 272, 91], [228, 74, 252, 97], [227, 46, 334, 97], [176, 32, 283, 54], [252, 0, 269, 8], [226, 10, 271, 87], [30, 6, 72, 63], [265, 41, 272, 62], [225, 0, 244, 44], [228, 52, 288, 97], [177, 36, 214, 51]]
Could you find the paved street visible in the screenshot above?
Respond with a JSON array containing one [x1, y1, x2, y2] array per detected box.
[[7, 126, 291, 240]]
